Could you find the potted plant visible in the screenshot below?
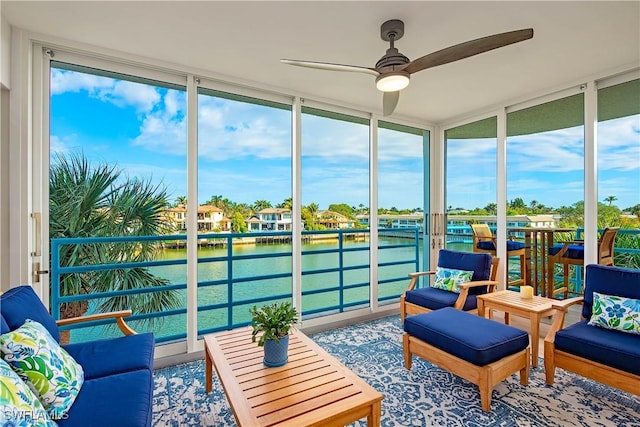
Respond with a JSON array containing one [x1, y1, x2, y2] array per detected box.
[[250, 301, 298, 367]]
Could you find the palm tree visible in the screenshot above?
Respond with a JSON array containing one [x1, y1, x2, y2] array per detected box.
[[306, 202, 319, 215], [252, 199, 272, 212], [604, 195, 618, 206], [278, 197, 293, 210], [175, 195, 187, 206], [49, 153, 180, 328]]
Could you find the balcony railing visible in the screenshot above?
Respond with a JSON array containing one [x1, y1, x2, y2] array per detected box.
[[50, 228, 420, 344]]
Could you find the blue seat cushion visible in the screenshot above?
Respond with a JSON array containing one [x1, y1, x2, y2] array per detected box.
[[438, 249, 492, 295], [404, 307, 529, 366], [405, 287, 478, 311], [582, 265, 640, 320], [548, 244, 584, 259], [0, 285, 60, 342], [476, 241, 525, 252], [63, 333, 155, 380], [555, 320, 640, 376], [57, 369, 153, 427]]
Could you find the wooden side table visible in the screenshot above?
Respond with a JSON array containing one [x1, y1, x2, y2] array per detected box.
[[477, 290, 554, 367]]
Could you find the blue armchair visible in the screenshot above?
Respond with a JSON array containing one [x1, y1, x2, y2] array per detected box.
[[544, 264, 640, 395], [1, 285, 155, 426], [400, 249, 499, 322]]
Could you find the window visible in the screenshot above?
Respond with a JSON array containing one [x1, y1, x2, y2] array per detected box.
[[301, 106, 370, 315]]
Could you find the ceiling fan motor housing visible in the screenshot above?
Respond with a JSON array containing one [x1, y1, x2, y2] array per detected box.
[[376, 19, 410, 71]]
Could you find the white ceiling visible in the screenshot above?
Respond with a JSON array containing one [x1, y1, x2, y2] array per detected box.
[[2, 1, 639, 124]]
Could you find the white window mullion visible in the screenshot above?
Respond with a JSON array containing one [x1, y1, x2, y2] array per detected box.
[[369, 117, 379, 311], [291, 97, 302, 318], [186, 75, 199, 353], [583, 81, 598, 266], [496, 108, 507, 290]]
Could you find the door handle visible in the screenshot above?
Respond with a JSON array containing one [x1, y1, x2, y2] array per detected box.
[[31, 212, 42, 257], [33, 262, 49, 283]]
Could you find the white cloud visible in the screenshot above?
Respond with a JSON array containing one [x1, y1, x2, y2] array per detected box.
[[51, 69, 112, 95], [132, 111, 187, 155], [99, 80, 160, 113], [378, 128, 424, 162], [50, 135, 71, 156], [51, 69, 161, 113], [197, 96, 290, 161]]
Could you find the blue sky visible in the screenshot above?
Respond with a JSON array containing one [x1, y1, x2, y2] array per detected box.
[[50, 68, 639, 211]]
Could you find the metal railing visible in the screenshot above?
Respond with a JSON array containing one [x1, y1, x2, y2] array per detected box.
[[50, 228, 420, 344]]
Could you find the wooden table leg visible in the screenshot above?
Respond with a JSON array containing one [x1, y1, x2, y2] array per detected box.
[[529, 313, 540, 367], [205, 346, 213, 393], [368, 400, 382, 426], [477, 298, 486, 318]]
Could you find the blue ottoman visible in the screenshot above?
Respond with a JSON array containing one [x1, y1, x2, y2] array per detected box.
[[403, 307, 530, 411]]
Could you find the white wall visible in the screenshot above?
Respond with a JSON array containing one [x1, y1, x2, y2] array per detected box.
[[1, 87, 8, 291], [0, 15, 9, 290], [0, 14, 11, 89]]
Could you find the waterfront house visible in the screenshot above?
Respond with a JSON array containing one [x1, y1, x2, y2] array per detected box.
[[164, 204, 231, 232], [255, 208, 293, 231], [316, 210, 355, 229]]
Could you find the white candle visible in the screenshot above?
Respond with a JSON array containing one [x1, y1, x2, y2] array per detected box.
[[520, 285, 534, 299]]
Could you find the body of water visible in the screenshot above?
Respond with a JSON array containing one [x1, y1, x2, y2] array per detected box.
[[70, 236, 457, 344]]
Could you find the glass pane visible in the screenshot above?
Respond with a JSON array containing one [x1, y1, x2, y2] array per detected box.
[[507, 93, 585, 297], [197, 88, 292, 333], [301, 107, 369, 317], [49, 62, 187, 343], [597, 79, 640, 270], [444, 117, 497, 254], [377, 122, 428, 304]]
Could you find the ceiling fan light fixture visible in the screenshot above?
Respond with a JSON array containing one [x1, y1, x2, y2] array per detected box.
[[376, 71, 410, 92]]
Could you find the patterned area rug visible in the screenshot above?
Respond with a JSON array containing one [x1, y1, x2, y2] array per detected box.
[[153, 316, 640, 426]]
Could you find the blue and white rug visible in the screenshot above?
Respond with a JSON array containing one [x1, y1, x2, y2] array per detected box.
[[153, 316, 640, 426]]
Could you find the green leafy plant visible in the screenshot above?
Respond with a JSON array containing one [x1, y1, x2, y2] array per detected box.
[[250, 301, 298, 347]]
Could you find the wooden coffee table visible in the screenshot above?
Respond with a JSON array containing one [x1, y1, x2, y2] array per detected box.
[[477, 290, 554, 367], [204, 327, 383, 426]]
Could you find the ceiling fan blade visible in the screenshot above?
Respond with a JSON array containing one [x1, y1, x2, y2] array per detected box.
[[281, 59, 379, 76], [404, 28, 534, 74], [383, 91, 400, 116]]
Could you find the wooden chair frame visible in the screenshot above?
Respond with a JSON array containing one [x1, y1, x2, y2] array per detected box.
[[400, 257, 500, 321], [471, 224, 526, 289], [548, 227, 619, 298], [543, 297, 640, 396], [57, 310, 137, 336]]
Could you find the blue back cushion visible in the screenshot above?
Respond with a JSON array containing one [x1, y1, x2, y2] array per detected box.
[[437, 249, 492, 296], [438, 249, 492, 281], [0, 285, 60, 342], [582, 264, 640, 320]]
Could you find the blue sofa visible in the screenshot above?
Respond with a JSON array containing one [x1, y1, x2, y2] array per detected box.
[[544, 264, 640, 395], [1, 285, 155, 426]]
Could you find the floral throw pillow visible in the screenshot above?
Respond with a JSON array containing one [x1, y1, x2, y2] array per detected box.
[[0, 358, 58, 427], [432, 267, 474, 293], [588, 292, 640, 335], [0, 319, 84, 418]]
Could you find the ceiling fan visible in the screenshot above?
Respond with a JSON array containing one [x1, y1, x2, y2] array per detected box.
[[281, 20, 533, 116]]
